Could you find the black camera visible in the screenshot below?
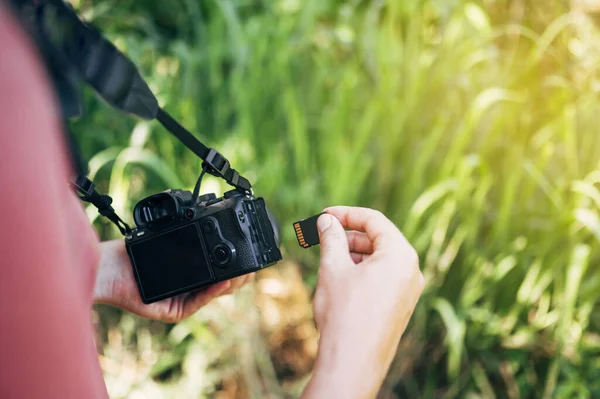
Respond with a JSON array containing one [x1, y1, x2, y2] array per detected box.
[[125, 188, 282, 304]]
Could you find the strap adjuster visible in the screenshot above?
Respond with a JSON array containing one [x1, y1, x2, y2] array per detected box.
[[73, 175, 95, 197], [230, 170, 240, 186], [72, 175, 132, 235], [157, 109, 253, 193], [203, 148, 231, 177], [200, 148, 252, 194]]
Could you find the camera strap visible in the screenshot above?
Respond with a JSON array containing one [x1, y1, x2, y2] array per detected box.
[[155, 109, 253, 194], [71, 175, 132, 235], [35, 0, 253, 194]]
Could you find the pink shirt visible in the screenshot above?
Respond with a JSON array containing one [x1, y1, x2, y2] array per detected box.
[[0, 5, 108, 398]]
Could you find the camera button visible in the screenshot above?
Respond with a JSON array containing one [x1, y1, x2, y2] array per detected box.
[[212, 244, 231, 267], [184, 209, 195, 219]]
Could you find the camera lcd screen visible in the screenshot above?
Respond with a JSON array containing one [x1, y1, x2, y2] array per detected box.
[[129, 224, 214, 301]]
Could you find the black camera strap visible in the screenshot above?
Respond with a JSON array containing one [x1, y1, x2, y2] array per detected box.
[[155, 109, 253, 194], [71, 175, 132, 235], [34, 0, 253, 194]]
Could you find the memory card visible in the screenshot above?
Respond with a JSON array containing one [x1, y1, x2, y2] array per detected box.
[[293, 212, 326, 248]]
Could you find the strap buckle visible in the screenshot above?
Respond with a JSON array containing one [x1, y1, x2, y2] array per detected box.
[[71, 175, 132, 235], [203, 149, 253, 194], [73, 175, 95, 197], [203, 148, 231, 177], [157, 108, 253, 194]]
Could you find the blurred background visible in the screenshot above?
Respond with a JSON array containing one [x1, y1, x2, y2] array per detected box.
[[68, 0, 600, 397]]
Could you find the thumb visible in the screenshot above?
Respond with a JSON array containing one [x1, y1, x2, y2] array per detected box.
[[318, 213, 351, 269]]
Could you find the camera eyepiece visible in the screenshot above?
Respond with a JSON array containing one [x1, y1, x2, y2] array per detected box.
[[133, 192, 180, 228]]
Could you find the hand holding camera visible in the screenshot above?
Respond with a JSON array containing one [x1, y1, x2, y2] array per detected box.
[[94, 240, 256, 323]]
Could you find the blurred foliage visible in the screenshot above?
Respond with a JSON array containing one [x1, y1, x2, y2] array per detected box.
[[71, 0, 600, 397]]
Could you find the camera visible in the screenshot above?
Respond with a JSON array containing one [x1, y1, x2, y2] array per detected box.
[[125, 188, 282, 304]]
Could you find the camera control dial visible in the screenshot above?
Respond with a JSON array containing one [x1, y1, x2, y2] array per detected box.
[[212, 244, 232, 267]]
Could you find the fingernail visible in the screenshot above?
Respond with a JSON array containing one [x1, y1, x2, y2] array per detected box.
[[317, 214, 332, 233]]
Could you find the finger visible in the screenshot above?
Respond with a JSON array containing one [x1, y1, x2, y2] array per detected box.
[[350, 252, 372, 264], [235, 273, 253, 288], [346, 230, 373, 254], [182, 280, 231, 316], [325, 206, 404, 249], [221, 274, 253, 296], [317, 213, 352, 270], [350, 252, 364, 264]]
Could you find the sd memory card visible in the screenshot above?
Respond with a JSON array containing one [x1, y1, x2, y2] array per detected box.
[[293, 212, 326, 248]]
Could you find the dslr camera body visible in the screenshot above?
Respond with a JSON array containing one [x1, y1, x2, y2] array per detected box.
[[125, 188, 282, 304]]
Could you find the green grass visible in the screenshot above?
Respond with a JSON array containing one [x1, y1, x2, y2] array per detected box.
[[72, 0, 600, 397]]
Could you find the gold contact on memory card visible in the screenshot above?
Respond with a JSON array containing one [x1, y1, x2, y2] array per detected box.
[[293, 212, 325, 249], [294, 222, 308, 247]]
